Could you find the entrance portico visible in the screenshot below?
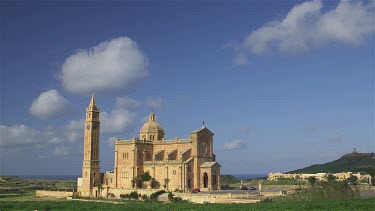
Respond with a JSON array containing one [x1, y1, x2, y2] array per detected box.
[[200, 162, 221, 191]]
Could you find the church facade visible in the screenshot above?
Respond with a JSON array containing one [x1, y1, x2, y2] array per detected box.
[[78, 95, 221, 197]]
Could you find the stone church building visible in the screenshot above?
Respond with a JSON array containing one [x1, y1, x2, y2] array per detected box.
[[78, 95, 221, 197]]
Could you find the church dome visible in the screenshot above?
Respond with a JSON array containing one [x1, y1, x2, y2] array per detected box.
[[139, 113, 165, 141]]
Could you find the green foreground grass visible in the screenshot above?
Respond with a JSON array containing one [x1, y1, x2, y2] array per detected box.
[[0, 198, 374, 211]]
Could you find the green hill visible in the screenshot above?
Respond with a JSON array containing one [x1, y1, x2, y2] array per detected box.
[[288, 152, 375, 175]]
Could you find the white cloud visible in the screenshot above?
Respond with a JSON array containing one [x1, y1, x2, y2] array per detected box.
[[101, 109, 136, 134], [63, 119, 84, 142], [0, 125, 40, 147], [146, 97, 162, 109], [242, 0, 374, 54], [61, 36, 148, 95], [107, 136, 117, 148], [0, 120, 84, 148], [30, 89, 73, 119], [116, 96, 140, 109], [54, 146, 71, 156], [234, 53, 248, 66], [223, 139, 247, 151]]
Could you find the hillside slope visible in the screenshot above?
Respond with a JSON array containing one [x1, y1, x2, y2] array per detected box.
[[288, 152, 375, 174]]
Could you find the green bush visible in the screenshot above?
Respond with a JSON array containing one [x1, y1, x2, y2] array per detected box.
[[168, 192, 187, 203], [119, 194, 130, 199], [129, 191, 139, 199]]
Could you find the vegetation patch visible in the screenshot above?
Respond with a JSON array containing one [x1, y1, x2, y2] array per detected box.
[[0, 198, 374, 210]]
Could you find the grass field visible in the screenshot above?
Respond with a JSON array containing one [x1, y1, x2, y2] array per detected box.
[[0, 198, 374, 210]]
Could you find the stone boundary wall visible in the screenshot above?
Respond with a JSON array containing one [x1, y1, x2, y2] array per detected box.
[[35, 190, 78, 198], [173, 192, 262, 204], [104, 188, 158, 198]]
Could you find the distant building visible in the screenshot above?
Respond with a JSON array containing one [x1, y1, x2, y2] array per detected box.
[[77, 95, 221, 197], [268, 171, 371, 182]]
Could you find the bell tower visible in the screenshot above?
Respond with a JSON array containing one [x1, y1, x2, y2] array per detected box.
[[81, 94, 101, 196]]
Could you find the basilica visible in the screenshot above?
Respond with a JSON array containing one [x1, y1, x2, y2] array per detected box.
[[77, 94, 221, 197]]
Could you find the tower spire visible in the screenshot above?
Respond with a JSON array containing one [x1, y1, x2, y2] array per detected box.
[[88, 93, 98, 110], [90, 93, 96, 106]]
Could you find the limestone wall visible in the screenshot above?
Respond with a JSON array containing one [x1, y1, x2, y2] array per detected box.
[[173, 192, 262, 204], [35, 190, 77, 198], [102, 188, 158, 198]]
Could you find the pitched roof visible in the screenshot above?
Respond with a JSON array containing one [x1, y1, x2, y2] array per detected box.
[[200, 161, 221, 168]]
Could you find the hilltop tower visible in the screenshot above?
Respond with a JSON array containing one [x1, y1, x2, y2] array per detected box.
[[81, 94, 101, 197]]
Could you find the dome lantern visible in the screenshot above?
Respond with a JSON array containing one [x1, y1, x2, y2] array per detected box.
[[139, 112, 164, 141]]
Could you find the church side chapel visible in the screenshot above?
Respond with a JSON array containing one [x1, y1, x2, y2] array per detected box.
[[77, 95, 221, 197]]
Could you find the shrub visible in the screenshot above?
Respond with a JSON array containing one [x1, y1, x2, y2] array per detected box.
[[262, 197, 272, 202], [129, 191, 139, 199], [120, 194, 129, 199], [168, 192, 187, 203], [150, 178, 158, 189]]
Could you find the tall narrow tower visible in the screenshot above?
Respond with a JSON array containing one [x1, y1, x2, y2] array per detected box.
[[81, 94, 101, 196]]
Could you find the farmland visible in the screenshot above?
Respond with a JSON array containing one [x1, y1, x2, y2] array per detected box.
[[0, 198, 374, 210]]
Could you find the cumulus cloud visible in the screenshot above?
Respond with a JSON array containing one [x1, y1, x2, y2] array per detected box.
[[30, 89, 73, 119], [63, 119, 84, 142], [116, 96, 140, 109], [61, 36, 148, 95], [243, 0, 374, 54], [0, 125, 40, 147], [101, 109, 136, 134], [146, 97, 162, 109], [54, 146, 71, 156], [0, 123, 82, 159], [0, 124, 67, 147], [223, 139, 247, 151]]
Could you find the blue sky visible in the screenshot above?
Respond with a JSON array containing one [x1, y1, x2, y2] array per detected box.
[[1, 0, 374, 176]]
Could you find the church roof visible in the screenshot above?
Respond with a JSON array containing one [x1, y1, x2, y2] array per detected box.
[[200, 161, 221, 168], [191, 125, 214, 135], [140, 112, 164, 134]]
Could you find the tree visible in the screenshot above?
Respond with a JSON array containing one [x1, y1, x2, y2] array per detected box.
[[163, 178, 170, 189], [150, 178, 158, 189], [307, 176, 317, 188], [140, 171, 152, 188], [326, 174, 336, 182], [348, 175, 358, 185]]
